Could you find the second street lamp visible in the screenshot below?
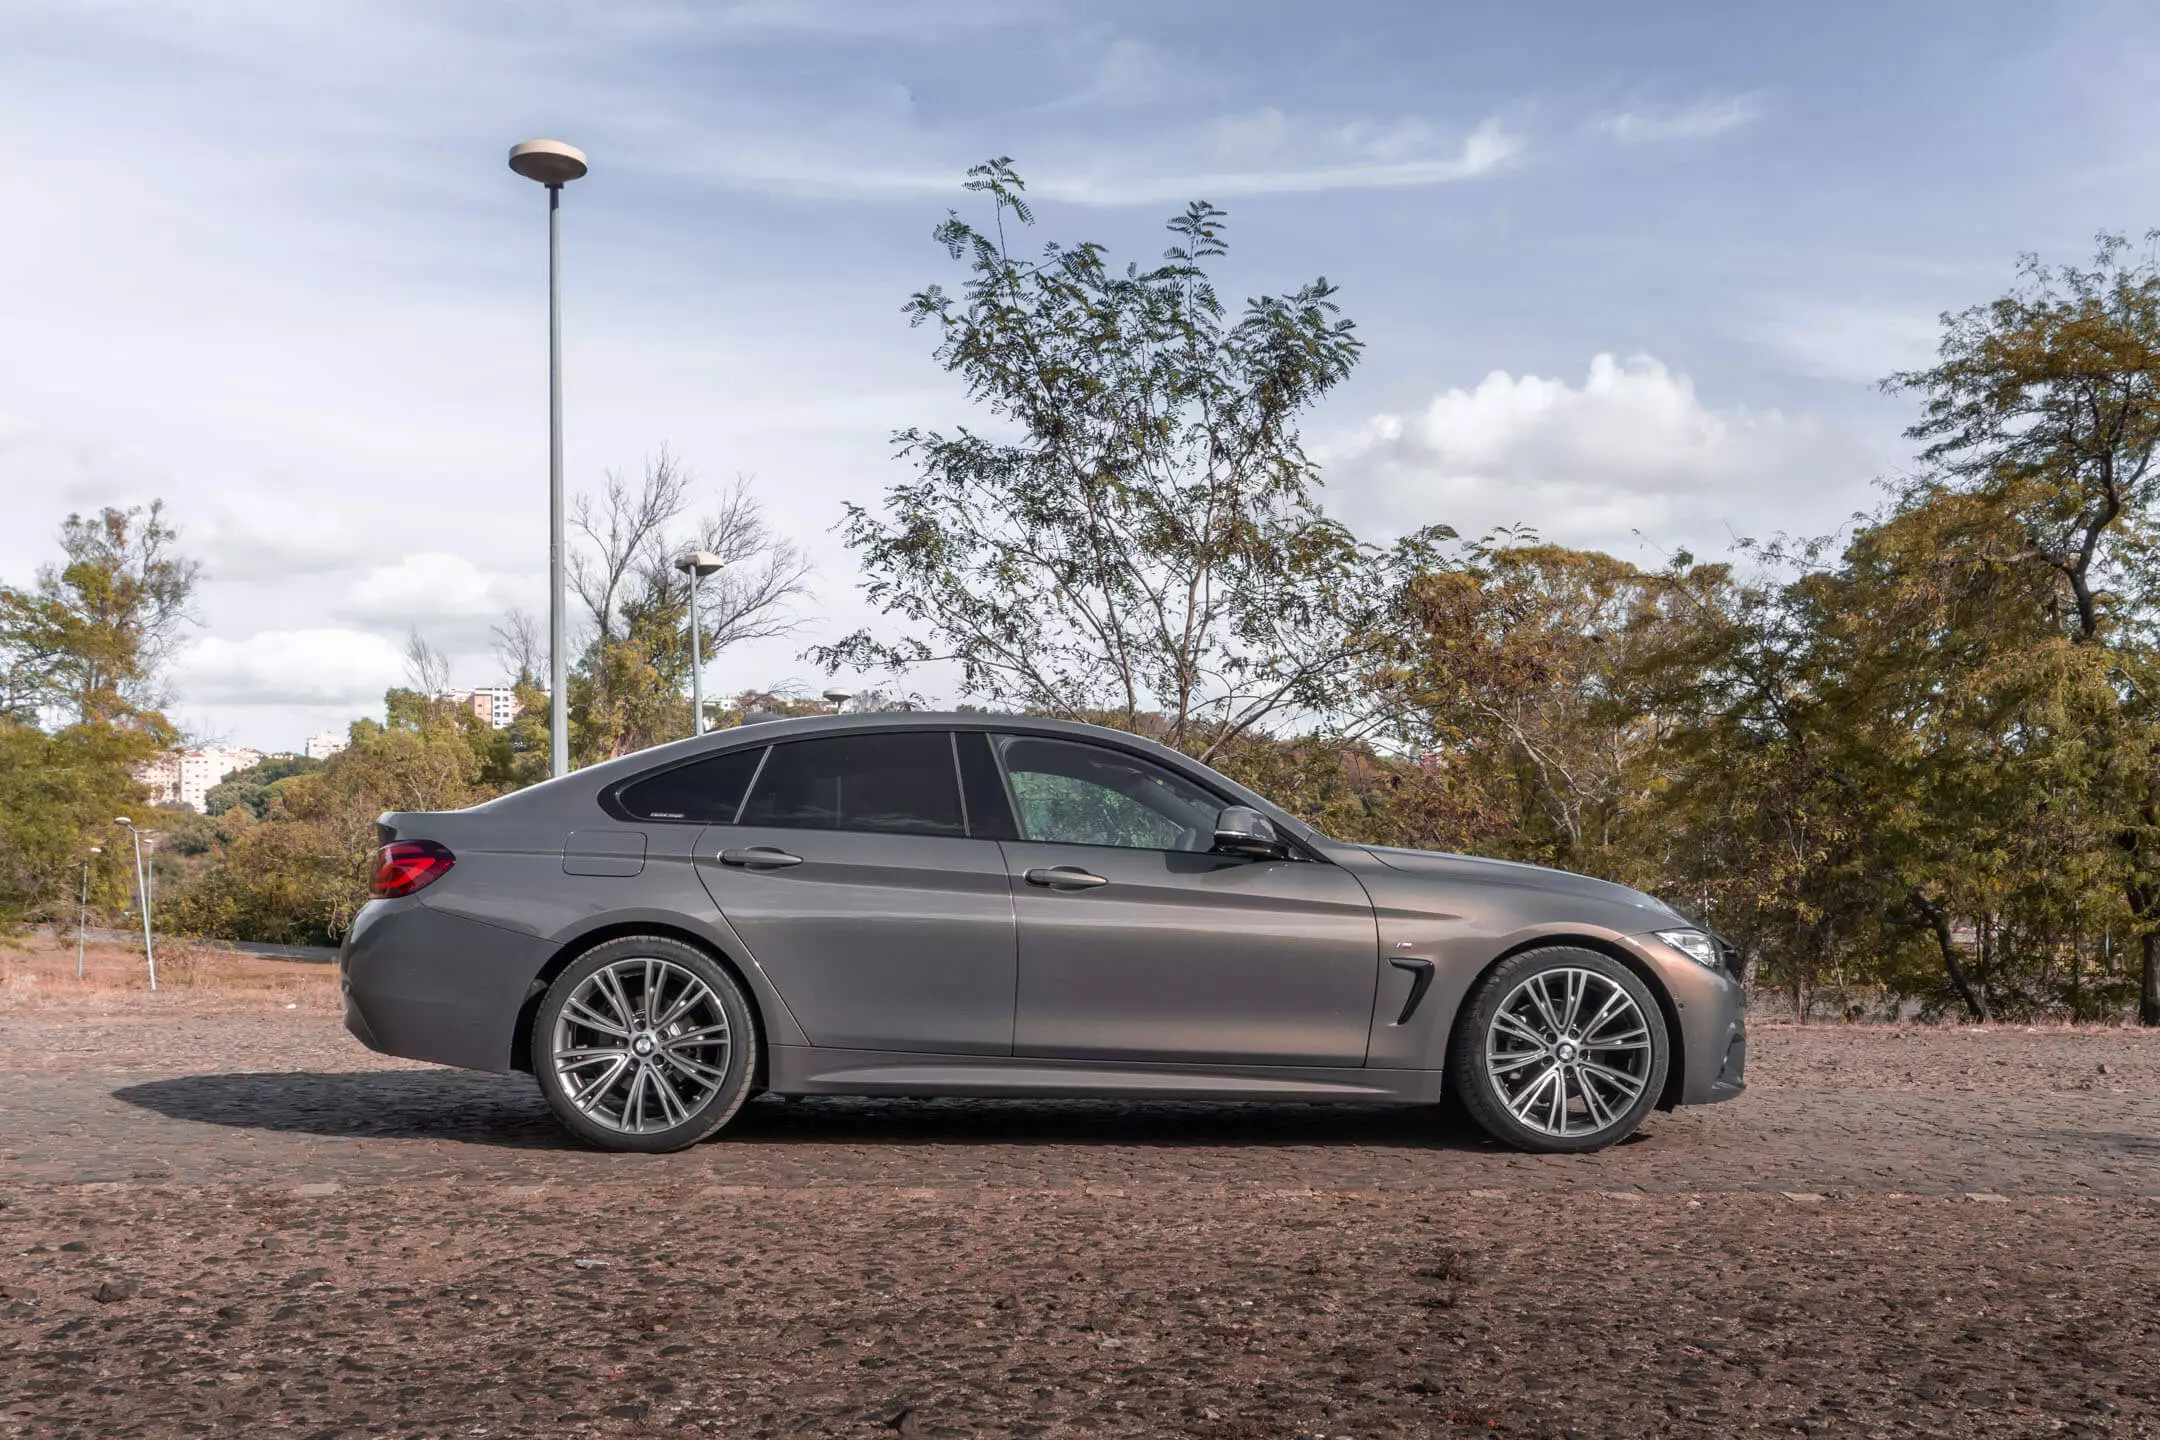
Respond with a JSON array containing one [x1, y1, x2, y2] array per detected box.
[[114, 817, 155, 991], [78, 845, 100, 981], [508, 137, 589, 779], [676, 551, 725, 736]]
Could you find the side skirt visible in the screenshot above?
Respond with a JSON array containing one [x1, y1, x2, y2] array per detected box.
[[766, 1045, 1444, 1104]]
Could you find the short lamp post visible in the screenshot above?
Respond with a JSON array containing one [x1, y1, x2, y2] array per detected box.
[[115, 818, 156, 991], [675, 551, 725, 736], [823, 687, 854, 714], [78, 846, 101, 980]]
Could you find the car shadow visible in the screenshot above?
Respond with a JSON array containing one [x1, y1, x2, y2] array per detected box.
[[112, 1071, 1525, 1152]]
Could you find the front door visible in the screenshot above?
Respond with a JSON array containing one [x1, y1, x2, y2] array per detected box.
[[693, 729, 1016, 1055], [992, 734, 1380, 1066]]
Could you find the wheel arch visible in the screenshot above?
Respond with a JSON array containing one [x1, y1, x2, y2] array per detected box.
[[1447, 933, 1686, 1111], [510, 920, 772, 1089]]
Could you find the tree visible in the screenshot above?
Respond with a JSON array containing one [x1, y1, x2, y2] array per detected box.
[[1887, 232, 2160, 1023], [0, 502, 198, 727], [817, 158, 1446, 761]]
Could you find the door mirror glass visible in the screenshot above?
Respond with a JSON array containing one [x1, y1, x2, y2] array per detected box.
[[1212, 805, 1285, 860]]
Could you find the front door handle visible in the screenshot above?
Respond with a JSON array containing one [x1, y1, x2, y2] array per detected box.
[[1024, 865, 1108, 890], [718, 846, 804, 869]]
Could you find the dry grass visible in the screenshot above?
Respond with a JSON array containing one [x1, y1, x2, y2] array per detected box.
[[0, 933, 338, 1010]]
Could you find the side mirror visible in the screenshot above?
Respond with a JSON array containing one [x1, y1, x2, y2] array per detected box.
[[1212, 805, 1286, 860]]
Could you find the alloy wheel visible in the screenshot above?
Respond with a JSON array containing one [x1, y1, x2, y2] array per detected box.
[[549, 956, 733, 1135], [1483, 965, 1653, 1138]]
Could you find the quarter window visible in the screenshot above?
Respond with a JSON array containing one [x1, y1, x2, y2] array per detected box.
[[615, 746, 766, 824], [995, 735, 1223, 851], [737, 732, 966, 837]]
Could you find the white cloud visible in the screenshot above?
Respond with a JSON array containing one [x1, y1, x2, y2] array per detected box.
[[174, 628, 408, 708], [335, 552, 523, 630], [1321, 354, 1875, 556], [1595, 94, 1765, 144]]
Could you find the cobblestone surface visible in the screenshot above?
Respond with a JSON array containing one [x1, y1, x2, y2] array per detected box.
[[4, 965, 2159, 1438]]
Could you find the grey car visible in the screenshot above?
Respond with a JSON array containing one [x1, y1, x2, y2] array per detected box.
[[341, 713, 1745, 1154]]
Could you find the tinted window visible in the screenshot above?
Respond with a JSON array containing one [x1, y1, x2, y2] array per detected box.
[[738, 732, 965, 837], [616, 746, 766, 823], [995, 736, 1222, 851]]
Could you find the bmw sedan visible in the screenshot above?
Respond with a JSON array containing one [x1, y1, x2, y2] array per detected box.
[[341, 713, 1745, 1154]]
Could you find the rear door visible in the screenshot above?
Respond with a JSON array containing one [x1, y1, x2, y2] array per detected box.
[[691, 729, 1016, 1056], [987, 733, 1380, 1066]]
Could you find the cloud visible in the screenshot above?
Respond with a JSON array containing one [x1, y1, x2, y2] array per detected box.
[[1595, 94, 1765, 144], [1756, 302, 1944, 385], [174, 628, 408, 708], [335, 552, 524, 630], [1321, 353, 1874, 556]]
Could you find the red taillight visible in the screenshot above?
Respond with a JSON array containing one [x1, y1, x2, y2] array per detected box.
[[371, 840, 455, 898]]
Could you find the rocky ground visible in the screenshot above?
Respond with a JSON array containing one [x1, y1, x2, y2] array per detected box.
[[3, 939, 2158, 1438]]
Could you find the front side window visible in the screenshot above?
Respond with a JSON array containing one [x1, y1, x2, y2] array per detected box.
[[737, 732, 965, 837], [995, 735, 1223, 851]]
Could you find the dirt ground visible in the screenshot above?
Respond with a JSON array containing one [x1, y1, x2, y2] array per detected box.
[[3, 938, 2158, 1439]]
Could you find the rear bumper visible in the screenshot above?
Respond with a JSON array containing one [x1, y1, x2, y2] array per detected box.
[[340, 898, 549, 1072]]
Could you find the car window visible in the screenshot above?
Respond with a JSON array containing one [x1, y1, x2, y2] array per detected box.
[[615, 746, 766, 824], [736, 731, 966, 837], [994, 735, 1223, 851]]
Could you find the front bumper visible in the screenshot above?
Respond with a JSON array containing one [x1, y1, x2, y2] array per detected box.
[[1631, 932, 1746, 1107], [340, 898, 549, 1072]]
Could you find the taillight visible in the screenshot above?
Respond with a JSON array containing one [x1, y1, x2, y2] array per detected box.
[[371, 840, 455, 898]]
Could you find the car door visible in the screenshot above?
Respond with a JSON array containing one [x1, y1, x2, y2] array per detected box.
[[988, 732, 1381, 1067], [690, 729, 1016, 1056]]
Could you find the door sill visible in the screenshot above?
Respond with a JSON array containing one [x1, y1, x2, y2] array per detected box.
[[766, 1046, 1441, 1104]]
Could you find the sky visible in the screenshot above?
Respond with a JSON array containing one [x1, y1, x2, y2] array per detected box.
[[3, 0, 2158, 751]]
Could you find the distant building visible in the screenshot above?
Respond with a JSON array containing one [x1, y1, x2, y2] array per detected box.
[[136, 746, 263, 812], [305, 731, 349, 760], [431, 686, 522, 729], [179, 746, 263, 812], [135, 752, 181, 806]]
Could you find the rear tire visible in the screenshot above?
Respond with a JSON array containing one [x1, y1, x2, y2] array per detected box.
[[1447, 946, 1668, 1154], [531, 935, 759, 1153]]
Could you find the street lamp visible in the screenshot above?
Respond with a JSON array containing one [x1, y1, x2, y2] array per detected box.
[[78, 845, 101, 981], [675, 551, 726, 736], [823, 687, 854, 714], [114, 818, 155, 991], [508, 137, 590, 780]]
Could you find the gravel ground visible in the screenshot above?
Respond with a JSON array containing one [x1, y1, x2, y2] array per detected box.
[[3, 942, 2158, 1438]]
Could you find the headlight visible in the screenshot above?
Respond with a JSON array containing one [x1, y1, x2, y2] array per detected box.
[[1653, 928, 1722, 970]]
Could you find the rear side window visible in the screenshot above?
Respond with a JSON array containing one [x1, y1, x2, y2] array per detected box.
[[737, 732, 965, 837], [615, 746, 766, 823]]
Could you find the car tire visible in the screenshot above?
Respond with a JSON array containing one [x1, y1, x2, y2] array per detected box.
[[531, 935, 760, 1154], [1447, 945, 1669, 1154]]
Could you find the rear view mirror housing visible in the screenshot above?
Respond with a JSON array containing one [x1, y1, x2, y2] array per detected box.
[[1212, 805, 1287, 860]]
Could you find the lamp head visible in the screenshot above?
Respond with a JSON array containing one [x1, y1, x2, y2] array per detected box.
[[509, 139, 589, 186]]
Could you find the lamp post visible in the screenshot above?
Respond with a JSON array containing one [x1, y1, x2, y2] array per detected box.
[[508, 138, 590, 779], [823, 687, 854, 714], [674, 552, 726, 736], [115, 818, 155, 991], [78, 846, 101, 980]]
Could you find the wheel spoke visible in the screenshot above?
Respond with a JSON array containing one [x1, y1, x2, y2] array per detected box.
[[1525, 976, 1566, 1035], [569, 1054, 630, 1111], [1578, 1056, 1647, 1099], [1577, 1065, 1615, 1128], [562, 997, 629, 1038], [1492, 1013, 1547, 1048]]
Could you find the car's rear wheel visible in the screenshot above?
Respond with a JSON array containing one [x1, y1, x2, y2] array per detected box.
[[1448, 946, 1668, 1154], [532, 935, 758, 1153]]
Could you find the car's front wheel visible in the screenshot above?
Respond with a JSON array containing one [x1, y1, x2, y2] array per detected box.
[[1447, 946, 1669, 1153], [532, 935, 759, 1153]]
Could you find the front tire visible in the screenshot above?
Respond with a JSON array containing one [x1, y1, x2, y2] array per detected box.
[[532, 935, 759, 1153], [1447, 946, 1669, 1154]]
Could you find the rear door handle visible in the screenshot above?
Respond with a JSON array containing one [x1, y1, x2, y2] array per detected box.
[[1024, 866, 1108, 890], [718, 846, 804, 868]]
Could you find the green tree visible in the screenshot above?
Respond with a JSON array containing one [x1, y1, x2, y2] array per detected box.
[[1886, 232, 2160, 1023], [818, 159, 1447, 761]]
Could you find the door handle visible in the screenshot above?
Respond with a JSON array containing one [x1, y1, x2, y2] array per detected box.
[[718, 846, 804, 869], [1024, 865, 1108, 890]]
